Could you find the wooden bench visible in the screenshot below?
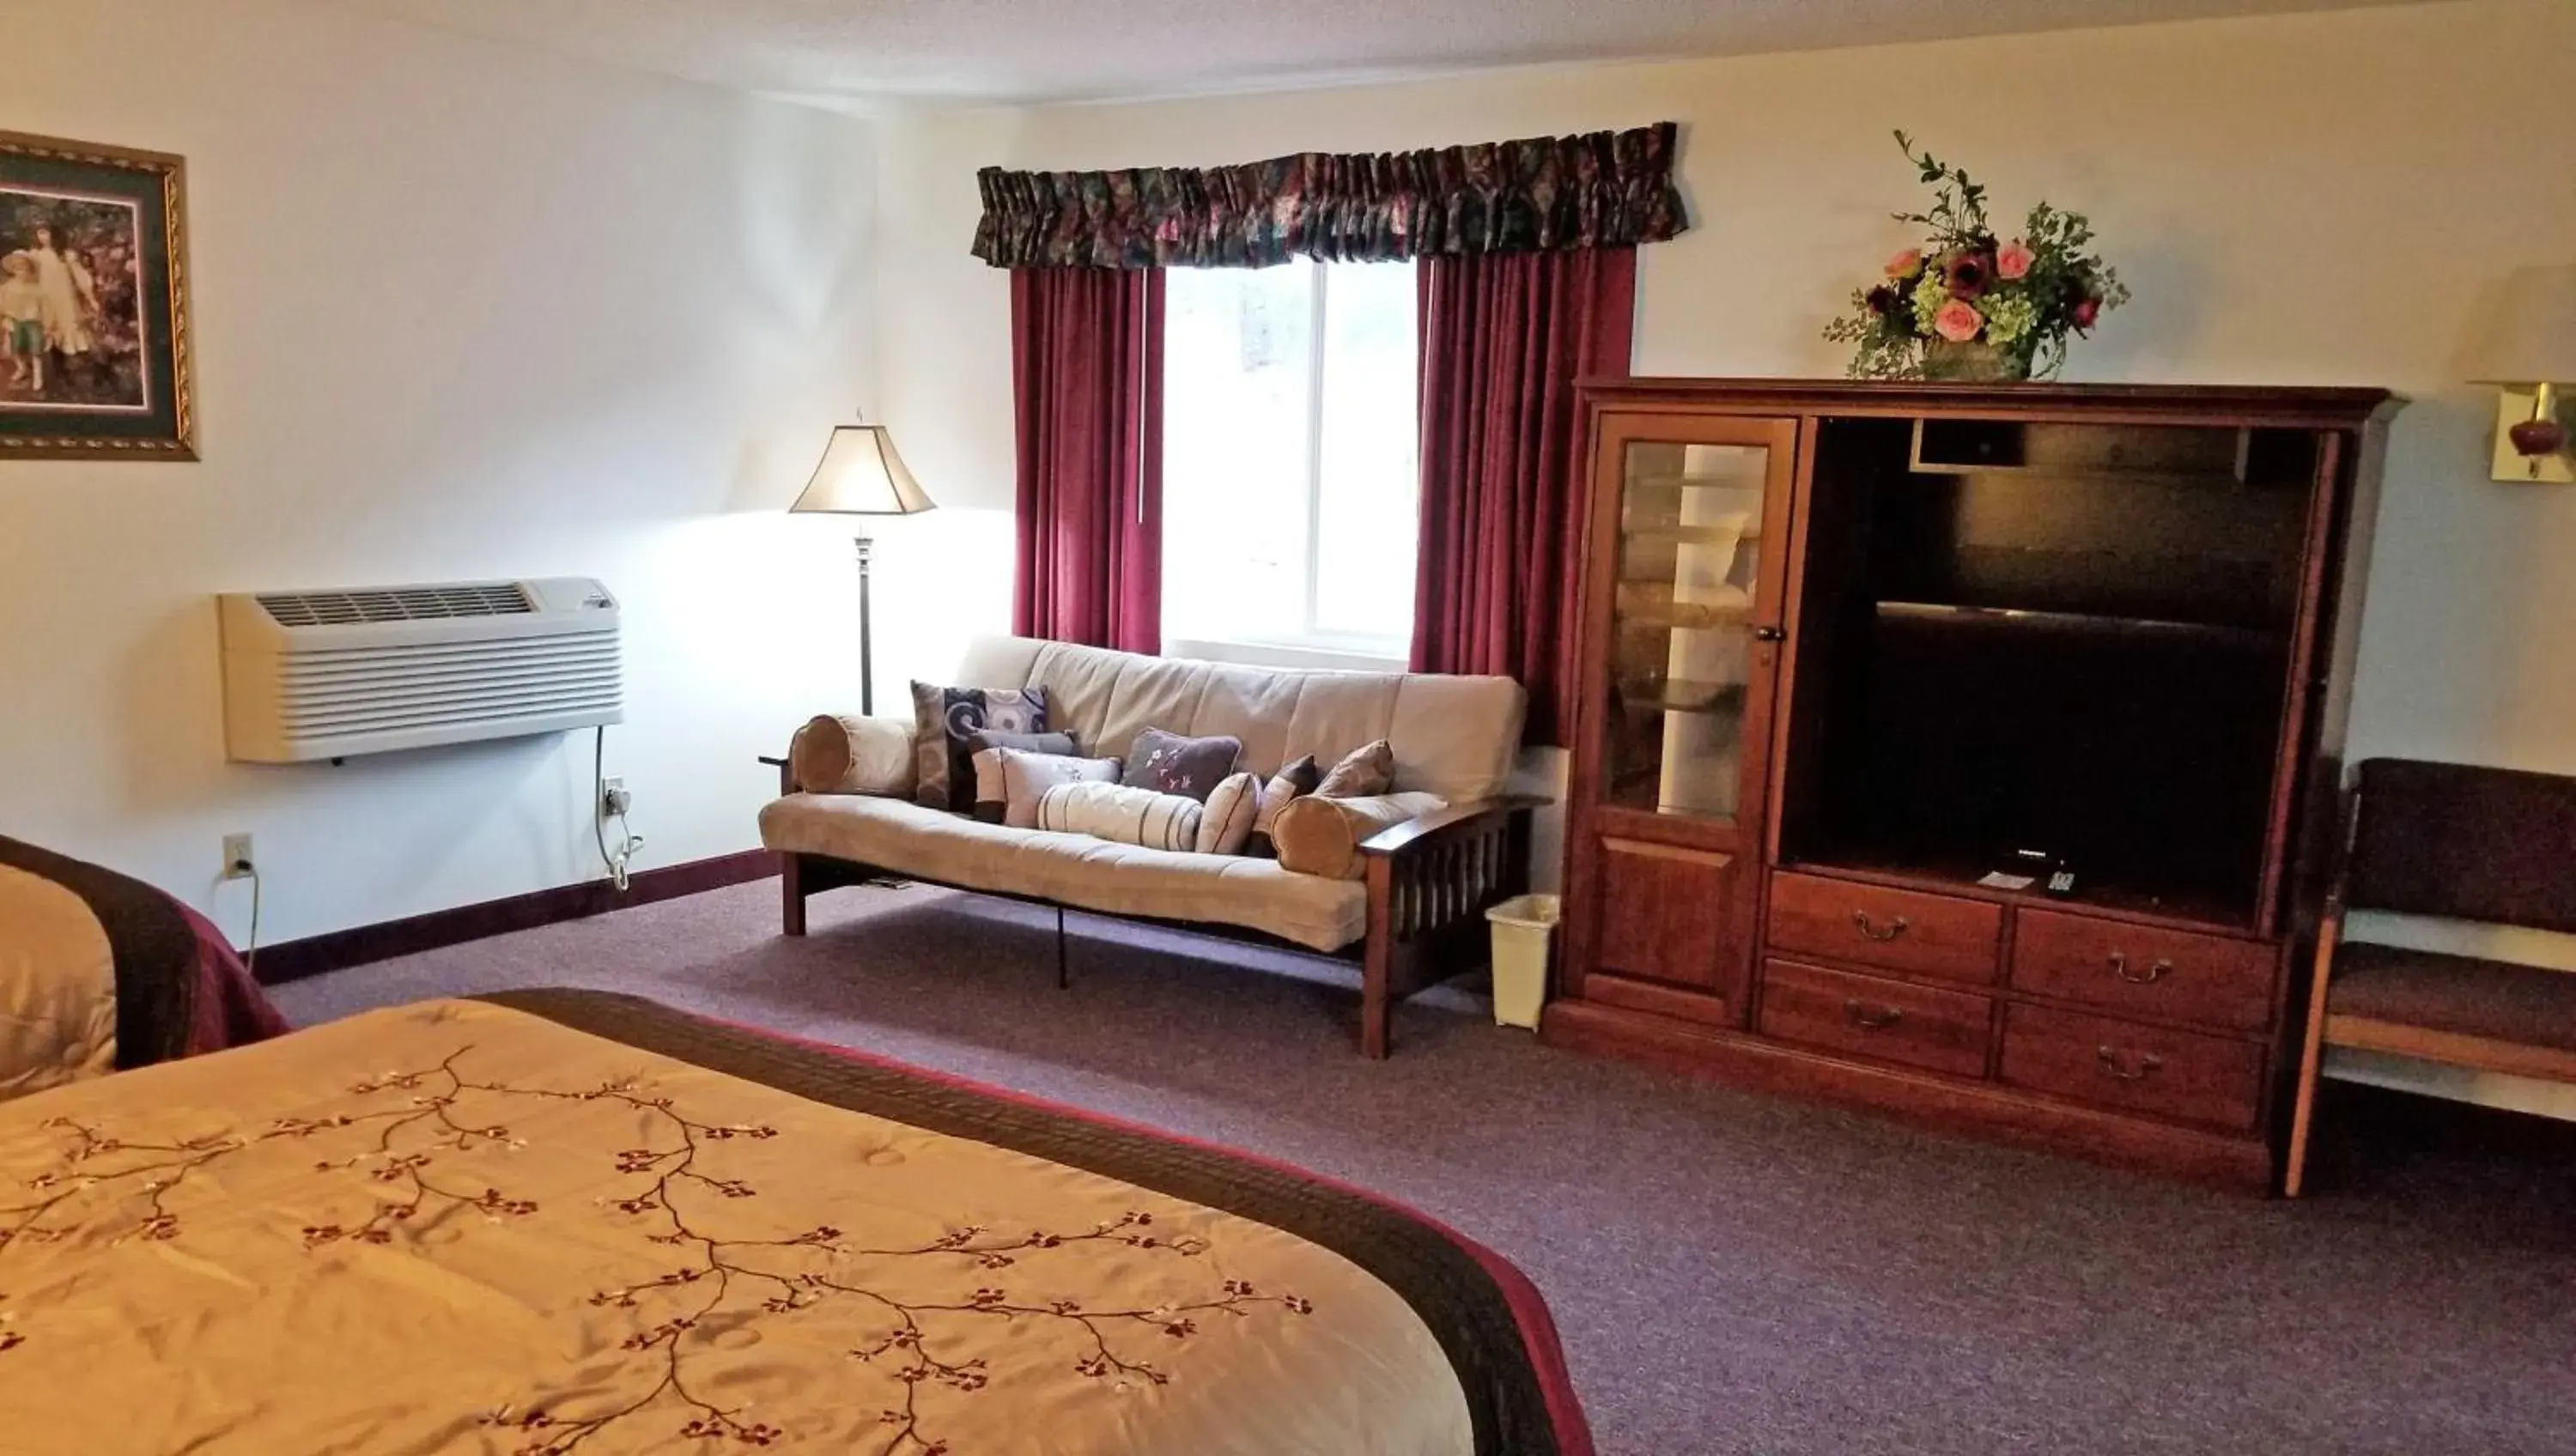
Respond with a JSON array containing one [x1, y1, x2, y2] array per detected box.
[[2284, 758, 2576, 1196]]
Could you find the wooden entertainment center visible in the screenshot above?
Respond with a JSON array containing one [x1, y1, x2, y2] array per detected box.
[[1543, 379, 2402, 1192]]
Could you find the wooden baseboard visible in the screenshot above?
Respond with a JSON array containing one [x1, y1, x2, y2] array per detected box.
[[252, 849, 778, 986]]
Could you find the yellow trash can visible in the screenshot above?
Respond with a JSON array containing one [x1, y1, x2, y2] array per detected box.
[[1484, 894, 1560, 1029]]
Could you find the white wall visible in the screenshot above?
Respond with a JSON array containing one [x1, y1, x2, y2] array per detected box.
[[9, 0, 2574, 968], [866, 2, 2576, 1110], [0, 0, 881, 944], [873, 0, 2576, 783]]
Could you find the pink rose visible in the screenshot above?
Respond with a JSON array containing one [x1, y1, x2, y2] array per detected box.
[[2071, 294, 2102, 331], [1933, 299, 1984, 343], [1886, 248, 1924, 280], [1996, 240, 2035, 280]]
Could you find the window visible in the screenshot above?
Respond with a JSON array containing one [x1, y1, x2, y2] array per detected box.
[[1161, 259, 1419, 662]]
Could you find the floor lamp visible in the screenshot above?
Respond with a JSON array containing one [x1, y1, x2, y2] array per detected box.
[[789, 424, 937, 715]]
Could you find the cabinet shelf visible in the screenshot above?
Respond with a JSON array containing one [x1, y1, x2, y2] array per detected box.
[[1620, 521, 1762, 544], [1616, 677, 1746, 715], [1629, 473, 1771, 495], [1617, 582, 1754, 629], [1874, 600, 2281, 652]]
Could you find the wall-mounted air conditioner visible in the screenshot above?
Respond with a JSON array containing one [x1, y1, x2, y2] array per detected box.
[[219, 578, 622, 763]]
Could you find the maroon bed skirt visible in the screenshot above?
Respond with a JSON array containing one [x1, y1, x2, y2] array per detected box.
[[175, 901, 292, 1053]]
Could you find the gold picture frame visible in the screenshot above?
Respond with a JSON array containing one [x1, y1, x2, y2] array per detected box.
[[0, 129, 196, 461]]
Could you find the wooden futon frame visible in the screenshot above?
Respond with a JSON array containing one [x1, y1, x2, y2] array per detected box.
[[766, 758, 1542, 1058]]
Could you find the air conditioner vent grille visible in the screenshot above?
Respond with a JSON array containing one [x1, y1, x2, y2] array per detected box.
[[221, 577, 620, 763], [257, 583, 534, 628]]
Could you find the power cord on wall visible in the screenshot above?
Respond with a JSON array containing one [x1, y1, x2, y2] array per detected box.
[[239, 864, 262, 980], [594, 725, 645, 892]]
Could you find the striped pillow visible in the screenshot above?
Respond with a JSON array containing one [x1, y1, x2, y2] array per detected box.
[[1035, 780, 1204, 852], [1196, 771, 1264, 856]]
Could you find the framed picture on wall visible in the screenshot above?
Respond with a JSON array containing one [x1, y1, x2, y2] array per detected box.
[[0, 129, 195, 461]]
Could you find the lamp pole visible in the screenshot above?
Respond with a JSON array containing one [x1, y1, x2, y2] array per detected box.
[[856, 530, 876, 716]]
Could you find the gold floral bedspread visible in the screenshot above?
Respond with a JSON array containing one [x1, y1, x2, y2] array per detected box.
[[0, 999, 1472, 1454]]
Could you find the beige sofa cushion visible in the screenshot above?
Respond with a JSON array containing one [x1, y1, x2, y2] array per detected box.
[[1270, 792, 1448, 881], [948, 636, 1524, 803], [760, 794, 1369, 952]]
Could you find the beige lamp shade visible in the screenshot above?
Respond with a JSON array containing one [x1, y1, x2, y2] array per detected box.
[[2466, 266, 2576, 384], [789, 424, 936, 516]]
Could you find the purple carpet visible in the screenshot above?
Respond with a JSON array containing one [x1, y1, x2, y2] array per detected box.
[[270, 880, 2574, 1456]]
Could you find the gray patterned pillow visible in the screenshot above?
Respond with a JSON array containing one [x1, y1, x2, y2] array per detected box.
[[911, 682, 1051, 814], [966, 730, 1078, 822], [1120, 727, 1241, 803]]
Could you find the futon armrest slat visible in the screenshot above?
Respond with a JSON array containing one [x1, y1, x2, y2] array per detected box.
[[1358, 795, 1550, 859]]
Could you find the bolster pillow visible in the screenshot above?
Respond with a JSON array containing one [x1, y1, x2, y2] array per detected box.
[[789, 714, 917, 797], [1269, 792, 1448, 881], [1035, 780, 1205, 852]]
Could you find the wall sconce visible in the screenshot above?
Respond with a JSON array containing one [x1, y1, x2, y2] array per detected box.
[[2465, 265, 2575, 484]]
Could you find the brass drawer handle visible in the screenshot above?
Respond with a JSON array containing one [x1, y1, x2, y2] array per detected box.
[[1851, 911, 1911, 943], [2096, 1046, 2165, 1081], [2108, 953, 2173, 986], [1844, 998, 1905, 1030]]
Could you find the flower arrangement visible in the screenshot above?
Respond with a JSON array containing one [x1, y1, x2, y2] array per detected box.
[[1823, 132, 2128, 381]]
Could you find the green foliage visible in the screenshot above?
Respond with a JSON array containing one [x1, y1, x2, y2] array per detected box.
[[1890, 130, 1992, 244], [1823, 131, 2129, 381]]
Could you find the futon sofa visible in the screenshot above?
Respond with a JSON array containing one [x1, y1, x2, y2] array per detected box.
[[757, 635, 1539, 1056]]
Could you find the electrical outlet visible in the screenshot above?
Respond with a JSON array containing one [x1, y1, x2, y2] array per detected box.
[[601, 777, 633, 816], [221, 833, 255, 880]]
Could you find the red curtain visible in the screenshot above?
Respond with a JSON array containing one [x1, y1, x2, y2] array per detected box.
[[1011, 267, 1165, 654], [1411, 246, 1637, 745]]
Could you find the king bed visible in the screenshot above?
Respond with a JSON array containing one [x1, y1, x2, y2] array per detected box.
[[0, 834, 286, 1101], [0, 989, 1589, 1454]]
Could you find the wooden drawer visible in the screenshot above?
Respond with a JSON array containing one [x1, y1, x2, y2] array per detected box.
[[1758, 959, 1994, 1079], [1766, 873, 2003, 986], [2010, 908, 2278, 1033], [1998, 1004, 2263, 1132]]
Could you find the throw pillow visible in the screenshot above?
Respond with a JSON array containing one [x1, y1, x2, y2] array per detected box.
[[1120, 727, 1242, 803], [966, 730, 1078, 822], [1271, 791, 1448, 881], [1314, 738, 1396, 798], [1246, 753, 1321, 858], [1195, 771, 1264, 856], [995, 748, 1121, 829], [1035, 780, 1203, 852], [787, 714, 915, 797], [911, 681, 1049, 814]]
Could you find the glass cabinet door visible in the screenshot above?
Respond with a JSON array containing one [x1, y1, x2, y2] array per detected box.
[[1601, 438, 1775, 822]]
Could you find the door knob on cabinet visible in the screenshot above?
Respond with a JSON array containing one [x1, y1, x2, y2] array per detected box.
[[1851, 910, 1910, 942], [1843, 999, 1905, 1029], [2108, 952, 2172, 985], [2096, 1046, 2165, 1081]]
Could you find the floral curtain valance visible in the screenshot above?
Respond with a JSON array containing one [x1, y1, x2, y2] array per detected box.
[[970, 121, 1689, 270]]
